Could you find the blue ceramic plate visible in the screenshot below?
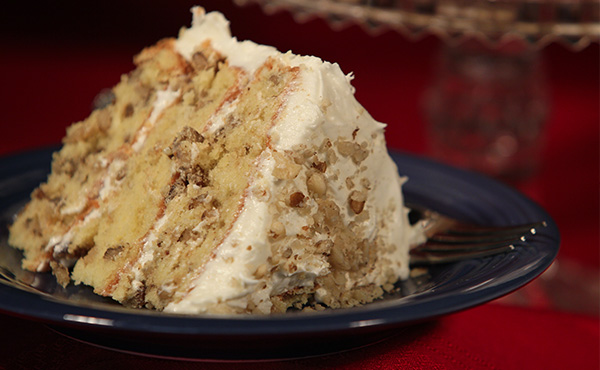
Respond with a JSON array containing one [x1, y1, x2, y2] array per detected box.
[[0, 147, 559, 360]]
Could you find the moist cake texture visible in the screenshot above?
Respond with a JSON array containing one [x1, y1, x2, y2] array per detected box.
[[8, 7, 422, 314]]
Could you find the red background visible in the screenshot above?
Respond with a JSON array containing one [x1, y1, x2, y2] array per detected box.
[[0, 1, 598, 368]]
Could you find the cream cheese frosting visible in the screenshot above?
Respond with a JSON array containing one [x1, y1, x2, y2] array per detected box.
[[163, 8, 421, 314]]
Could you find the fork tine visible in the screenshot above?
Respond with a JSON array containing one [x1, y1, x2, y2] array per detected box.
[[415, 238, 525, 253], [443, 221, 547, 237], [428, 221, 546, 244], [408, 206, 548, 266], [427, 234, 523, 244], [410, 244, 517, 265]]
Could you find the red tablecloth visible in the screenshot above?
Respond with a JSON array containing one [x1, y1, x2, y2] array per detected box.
[[0, 1, 598, 369], [1, 305, 597, 369]]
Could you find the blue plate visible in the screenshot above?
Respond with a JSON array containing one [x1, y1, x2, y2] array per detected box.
[[0, 147, 559, 361]]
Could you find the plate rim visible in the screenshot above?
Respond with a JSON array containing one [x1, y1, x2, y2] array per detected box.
[[0, 147, 560, 338]]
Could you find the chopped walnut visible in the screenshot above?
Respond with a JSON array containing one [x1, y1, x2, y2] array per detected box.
[[306, 172, 327, 196], [289, 192, 305, 207], [103, 245, 124, 261], [50, 261, 70, 288], [123, 103, 134, 118], [282, 247, 293, 259], [123, 285, 146, 308], [315, 239, 334, 255], [187, 165, 210, 187], [320, 138, 333, 150], [301, 148, 316, 160], [167, 126, 206, 170], [32, 188, 47, 200], [165, 176, 186, 202], [349, 190, 367, 214], [329, 244, 352, 271], [352, 144, 369, 164], [317, 199, 342, 227], [177, 126, 205, 144], [272, 151, 301, 180], [345, 177, 355, 190], [337, 140, 369, 164], [190, 48, 225, 71], [326, 147, 338, 164], [337, 140, 357, 157], [254, 264, 268, 279], [290, 144, 307, 165], [191, 51, 209, 70], [268, 220, 286, 240], [311, 160, 327, 173]]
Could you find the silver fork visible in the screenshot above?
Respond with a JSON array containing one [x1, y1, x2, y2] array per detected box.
[[408, 206, 547, 266]]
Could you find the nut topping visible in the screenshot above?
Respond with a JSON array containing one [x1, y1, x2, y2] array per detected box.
[[307, 172, 327, 196], [103, 245, 124, 260], [269, 221, 286, 240], [272, 151, 302, 180], [349, 190, 367, 214], [289, 192, 305, 207], [311, 160, 327, 173]]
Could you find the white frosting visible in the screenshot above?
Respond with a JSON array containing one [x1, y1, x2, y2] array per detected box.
[[132, 88, 181, 152], [131, 214, 169, 291], [148, 89, 181, 125], [204, 98, 238, 135], [98, 159, 126, 200], [175, 8, 278, 71], [59, 197, 87, 216], [163, 9, 419, 314]]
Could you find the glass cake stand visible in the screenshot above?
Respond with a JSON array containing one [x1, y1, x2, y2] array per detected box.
[[236, 0, 599, 179]]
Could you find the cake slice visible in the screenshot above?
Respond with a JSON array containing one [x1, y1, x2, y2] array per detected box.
[[8, 7, 422, 314]]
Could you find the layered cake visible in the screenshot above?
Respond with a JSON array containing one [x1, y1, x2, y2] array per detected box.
[[8, 7, 422, 314]]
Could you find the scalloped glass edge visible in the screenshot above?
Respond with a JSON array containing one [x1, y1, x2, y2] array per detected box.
[[236, 0, 600, 51]]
